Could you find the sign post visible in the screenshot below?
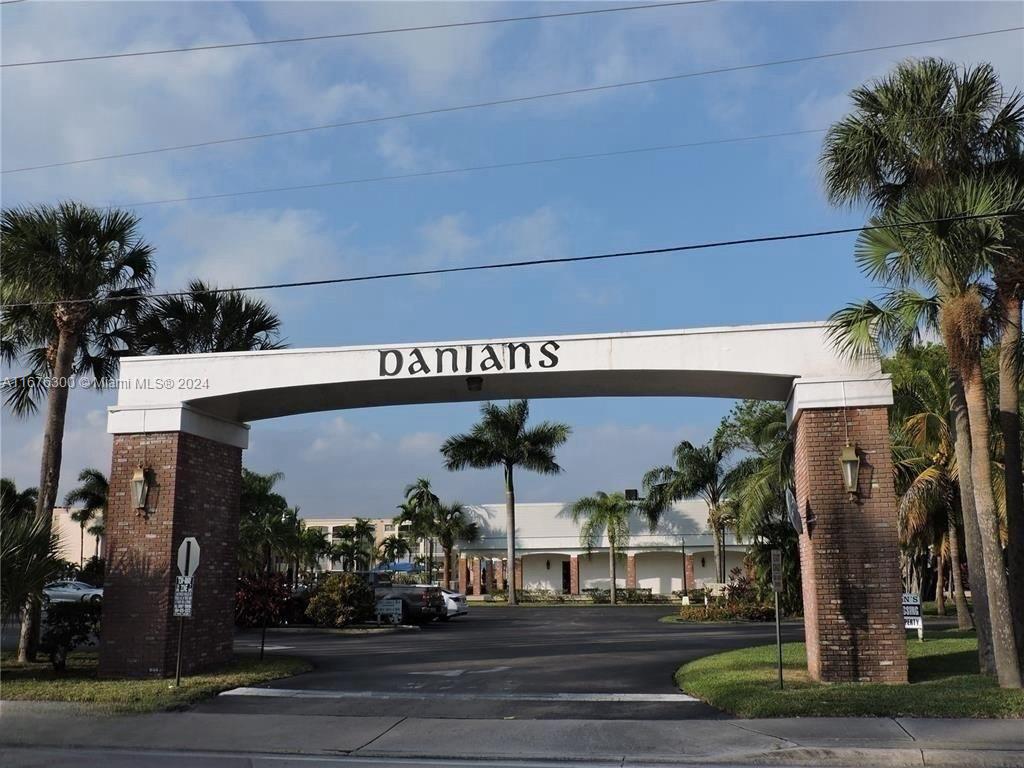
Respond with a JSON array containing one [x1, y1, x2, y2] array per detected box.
[[173, 537, 200, 686], [771, 548, 784, 690], [903, 593, 923, 642]]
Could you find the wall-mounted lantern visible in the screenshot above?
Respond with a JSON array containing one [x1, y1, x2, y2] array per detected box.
[[131, 463, 151, 510], [839, 443, 860, 500]]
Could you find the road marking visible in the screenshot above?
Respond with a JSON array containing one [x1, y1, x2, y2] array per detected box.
[[220, 687, 699, 702], [409, 669, 465, 677], [238, 644, 294, 651]]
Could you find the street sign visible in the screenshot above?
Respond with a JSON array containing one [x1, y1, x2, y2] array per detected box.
[[903, 593, 923, 640], [771, 549, 783, 593], [177, 537, 200, 578], [376, 598, 403, 624], [173, 575, 194, 617]]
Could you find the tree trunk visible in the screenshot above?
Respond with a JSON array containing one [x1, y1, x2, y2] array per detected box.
[[998, 289, 1024, 668], [504, 463, 517, 606], [948, 502, 973, 630], [80, 526, 85, 566], [20, 327, 79, 663], [961, 356, 1022, 688], [950, 370, 995, 673], [935, 550, 946, 617], [609, 541, 618, 605], [427, 539, 434, 584], [442, 547, 452, 590]]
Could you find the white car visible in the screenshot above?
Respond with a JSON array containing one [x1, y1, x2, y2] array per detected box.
[[440, 589, 468, 620], [43, 580, 103, 604]]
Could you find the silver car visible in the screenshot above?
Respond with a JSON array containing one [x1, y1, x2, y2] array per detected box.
[[43, 580, 103, 604]]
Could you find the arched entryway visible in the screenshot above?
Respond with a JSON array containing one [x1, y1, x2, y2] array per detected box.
[[98, 321, 908, 684]]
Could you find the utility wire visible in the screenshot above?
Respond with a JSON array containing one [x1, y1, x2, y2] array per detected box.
[[1, 1, 713, 68], [113, 110, 975, 209], [4, 26, 1019, 175], [2, 212, 1016, 310]]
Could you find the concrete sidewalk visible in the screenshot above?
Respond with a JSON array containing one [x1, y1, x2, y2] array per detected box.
[[2, 703, 1022, 766]]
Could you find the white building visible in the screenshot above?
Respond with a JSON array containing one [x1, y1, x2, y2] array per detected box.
[[51, 507, 104, 565]]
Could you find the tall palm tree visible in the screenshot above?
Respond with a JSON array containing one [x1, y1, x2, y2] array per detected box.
[[1, 202, 155, 661], [829, 177, 1023, 688], [1, 478, 37, 520], [64, 468, 108, 565], [352, 518, 376, 569], [331, 535, 369, 573], [299, 526, 332, 580], [87, 520, 105, 559], [133, 279, 284, 354], [887, 346, 972, 629], [569, 491, 637, 605], [432, 502, 480, 590], [377, 535, 412, 568], [441, 400, 570, 605], [239, 469, 291, 575], [643, 434, 736, 583], [403, 479, 440, 581], [821, 58, 1024, 687]]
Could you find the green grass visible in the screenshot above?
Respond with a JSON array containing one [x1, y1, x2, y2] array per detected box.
[[674, 630, 1024, 718], [0, 652, 311, 713]]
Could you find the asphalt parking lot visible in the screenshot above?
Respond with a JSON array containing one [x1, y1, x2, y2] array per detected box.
[[203, 605, 806, 720]]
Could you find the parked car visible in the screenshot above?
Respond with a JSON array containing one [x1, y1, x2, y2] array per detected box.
[[375, 583, 444, 624], [440, 589, 468, 620], [43, 580, 103, 604]]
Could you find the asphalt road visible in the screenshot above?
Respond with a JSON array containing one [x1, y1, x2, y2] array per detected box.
[[202, 605, 806, 720]]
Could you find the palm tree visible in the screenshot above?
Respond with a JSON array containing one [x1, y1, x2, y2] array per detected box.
[[133, 279, 284, 354], [403, 479, 440, 581], [1, 478, 37, 520], [1, 513, 62, 625], [87, 520, 105, 559], [64, 468, 108, 565], [643, 434, 736, 583], [1, 202, 155, 661], [441, 400, 570, 605], [238, 469, 291, 575], [887, 346, 973, 629], [821, 58, 1024, 687], [331, 535, 369, 573], [377, 535, 412, 568], [432, 502, 480, 589], [352, 518, 376, 569], [569, 491, 637, 605], [829, 177, 1023, 688]]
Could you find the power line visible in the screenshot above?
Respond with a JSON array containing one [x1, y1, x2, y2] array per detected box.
[[1, 2, 713, 69], [2, 212, 1016, 310], [4, 26, 1019, 175], [117, 127, 825, 208]]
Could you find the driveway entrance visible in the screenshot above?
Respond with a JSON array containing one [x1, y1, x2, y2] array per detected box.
[[204, 606, 805, 720]]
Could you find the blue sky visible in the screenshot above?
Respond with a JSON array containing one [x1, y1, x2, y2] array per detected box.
[[2, 1, 1022, 518]]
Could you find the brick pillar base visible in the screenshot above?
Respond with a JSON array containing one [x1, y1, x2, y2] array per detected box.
[[99, 431, 241, 678], [457, 556, 469, 594], [626, 553, 637, 588], [684, 554, 694, 593], [514, 558, 523, 590], [794, 405, 908, 684], [569, 555, 580, 595], [494, 558, 505, 592]]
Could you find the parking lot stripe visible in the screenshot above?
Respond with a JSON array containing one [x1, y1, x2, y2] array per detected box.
[[220, 687, 699, 702]]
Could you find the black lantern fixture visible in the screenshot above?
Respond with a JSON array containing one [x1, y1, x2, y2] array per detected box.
[[131, 463, 151, 510], [839, 443, 860, 499]]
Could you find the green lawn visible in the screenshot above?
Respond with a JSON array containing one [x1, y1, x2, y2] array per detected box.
[[1, 652, 311, 713], [674, 630, 1024, 718]]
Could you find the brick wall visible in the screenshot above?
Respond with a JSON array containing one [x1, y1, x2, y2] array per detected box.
[[626, 554, 637, 588], [569, 555, 580, 595], [794, 406, 908, 683], [99, 431, 241, 678], [684, 554, 695, 592]]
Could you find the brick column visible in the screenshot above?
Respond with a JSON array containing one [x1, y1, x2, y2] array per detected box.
[[514, 558, 523, 590], [626, 553, 637, 588], [569, 555, 580, 595], [99, 431, 241, 678], [494, 558, 505, 592], [684, 554, 694, 593], [793, 405, 908, 683], [457, 556, 469, 594], [471, 557, 482, 596], [487, 558, 497, 593]]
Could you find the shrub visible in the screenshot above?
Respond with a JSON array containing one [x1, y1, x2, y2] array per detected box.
[[305, 573, 375, 627], [235, 574, 291, 628], [79, 556, 105, 587], [678, 602, 775, 622], [725, 567, 756, 604], [41, 601, 100, 671]]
